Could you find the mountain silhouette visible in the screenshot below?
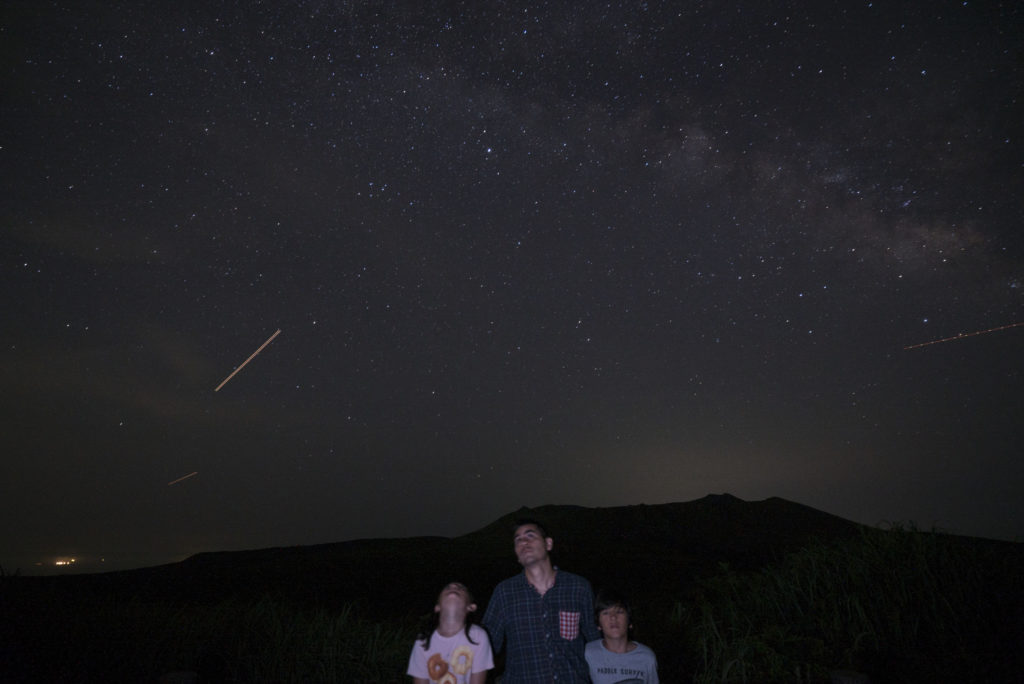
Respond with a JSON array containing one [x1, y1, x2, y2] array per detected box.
[[8, 495, 1021, 682], [59, 494, 863, 619]]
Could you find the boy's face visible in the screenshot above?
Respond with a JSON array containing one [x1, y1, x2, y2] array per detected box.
[[598, 604, 630, 640]]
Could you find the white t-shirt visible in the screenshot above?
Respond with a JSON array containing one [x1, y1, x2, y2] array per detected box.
[[407, 624, 494, 683], [585, 639, 659, 684]]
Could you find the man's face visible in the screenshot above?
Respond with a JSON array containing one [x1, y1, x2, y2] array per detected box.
[[513, 524, 552, 567]]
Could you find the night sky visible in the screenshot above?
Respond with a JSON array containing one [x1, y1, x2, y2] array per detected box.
[[3, 1, 1022, 574]]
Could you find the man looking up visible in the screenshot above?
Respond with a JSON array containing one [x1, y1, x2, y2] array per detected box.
[[483, 519, 599, 683]]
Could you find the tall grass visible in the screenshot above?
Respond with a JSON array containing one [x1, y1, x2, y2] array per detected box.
[[681, 525, 1024, 683], [0, 584, 416, 682], [4, 525, 1020, 682]]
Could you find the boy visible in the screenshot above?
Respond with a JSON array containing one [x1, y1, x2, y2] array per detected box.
[[584, 589, 659, 684]]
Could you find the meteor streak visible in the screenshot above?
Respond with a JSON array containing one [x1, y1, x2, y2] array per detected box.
[[903, 321, 1024, 350], [215, 329, 281, 391], [168, 471, 198, 486]]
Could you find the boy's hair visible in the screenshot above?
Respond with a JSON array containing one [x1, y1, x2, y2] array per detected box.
[[512, 517, 549, 539], [418, 583, 479, 651], [594, 588, 632, 623]]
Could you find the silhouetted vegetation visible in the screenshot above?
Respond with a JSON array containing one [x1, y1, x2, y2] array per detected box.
[[679, 524, 1024, 682], [1, 585, 414, 681], [2, 498, 1020, 682]]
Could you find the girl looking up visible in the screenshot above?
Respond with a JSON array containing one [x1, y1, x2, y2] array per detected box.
[[407, 582, 494, 684]]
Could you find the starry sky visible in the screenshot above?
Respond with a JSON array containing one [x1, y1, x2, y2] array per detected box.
[[2, 1, 1022, 574]]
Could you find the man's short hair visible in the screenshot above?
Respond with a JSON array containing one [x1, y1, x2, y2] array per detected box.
[[512, 517, 549, 539]]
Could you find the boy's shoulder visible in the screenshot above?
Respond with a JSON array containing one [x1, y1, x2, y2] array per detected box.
[[585, 640, 656, 657]]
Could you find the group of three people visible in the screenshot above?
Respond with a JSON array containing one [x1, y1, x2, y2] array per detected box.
[[407, 519, 659, 684]]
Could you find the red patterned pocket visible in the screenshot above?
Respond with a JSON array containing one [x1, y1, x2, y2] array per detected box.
[[559, 610, 580, 640]]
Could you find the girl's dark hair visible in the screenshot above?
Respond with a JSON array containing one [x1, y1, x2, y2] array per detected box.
[[419, 583, 480, 651]]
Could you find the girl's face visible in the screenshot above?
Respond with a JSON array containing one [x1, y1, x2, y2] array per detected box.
[[436, 582, 476, 615]]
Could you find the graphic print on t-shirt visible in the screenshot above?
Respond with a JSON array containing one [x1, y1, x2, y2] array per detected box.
[[424, 642, 475, 683]]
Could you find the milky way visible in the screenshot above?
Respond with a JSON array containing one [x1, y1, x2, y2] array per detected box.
[[2, 1, 1021, 573]]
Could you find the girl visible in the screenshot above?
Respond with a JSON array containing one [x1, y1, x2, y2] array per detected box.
[[406, 582, 494, 684]]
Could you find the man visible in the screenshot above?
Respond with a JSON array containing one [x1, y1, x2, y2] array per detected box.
[[483, 519, 599, 683]]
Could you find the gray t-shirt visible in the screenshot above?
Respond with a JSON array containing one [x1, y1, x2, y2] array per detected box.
[[584, 639, 659, 684]]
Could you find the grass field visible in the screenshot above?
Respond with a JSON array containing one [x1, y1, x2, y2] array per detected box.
[[677, 525, 1024, 682], [3, 501, 1021, 682]]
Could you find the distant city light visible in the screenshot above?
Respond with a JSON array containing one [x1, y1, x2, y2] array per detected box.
[[55, 558, 77, 566]]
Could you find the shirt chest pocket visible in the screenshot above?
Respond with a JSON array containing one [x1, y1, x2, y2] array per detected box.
[[558, 610, 580, 640]]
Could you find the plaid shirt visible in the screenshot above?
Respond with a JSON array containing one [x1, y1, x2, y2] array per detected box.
[[483, 569, 599, 683]]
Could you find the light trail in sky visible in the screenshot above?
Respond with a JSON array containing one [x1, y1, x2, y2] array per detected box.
[[215, 329, 281, 391], [903, 321, 1024, 350], [168, 471, 198, 486]]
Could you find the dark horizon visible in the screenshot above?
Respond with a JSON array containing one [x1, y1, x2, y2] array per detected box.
[[6, 492, 1020, 577]]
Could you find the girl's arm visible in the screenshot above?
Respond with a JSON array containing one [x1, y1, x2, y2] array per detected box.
[[469, 672, 487, 684], [412, 678, 429, 684]]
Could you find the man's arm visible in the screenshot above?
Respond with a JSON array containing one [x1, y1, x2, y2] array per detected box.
[[580, 580, 600, 642], [481, 586, 505, 653]]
